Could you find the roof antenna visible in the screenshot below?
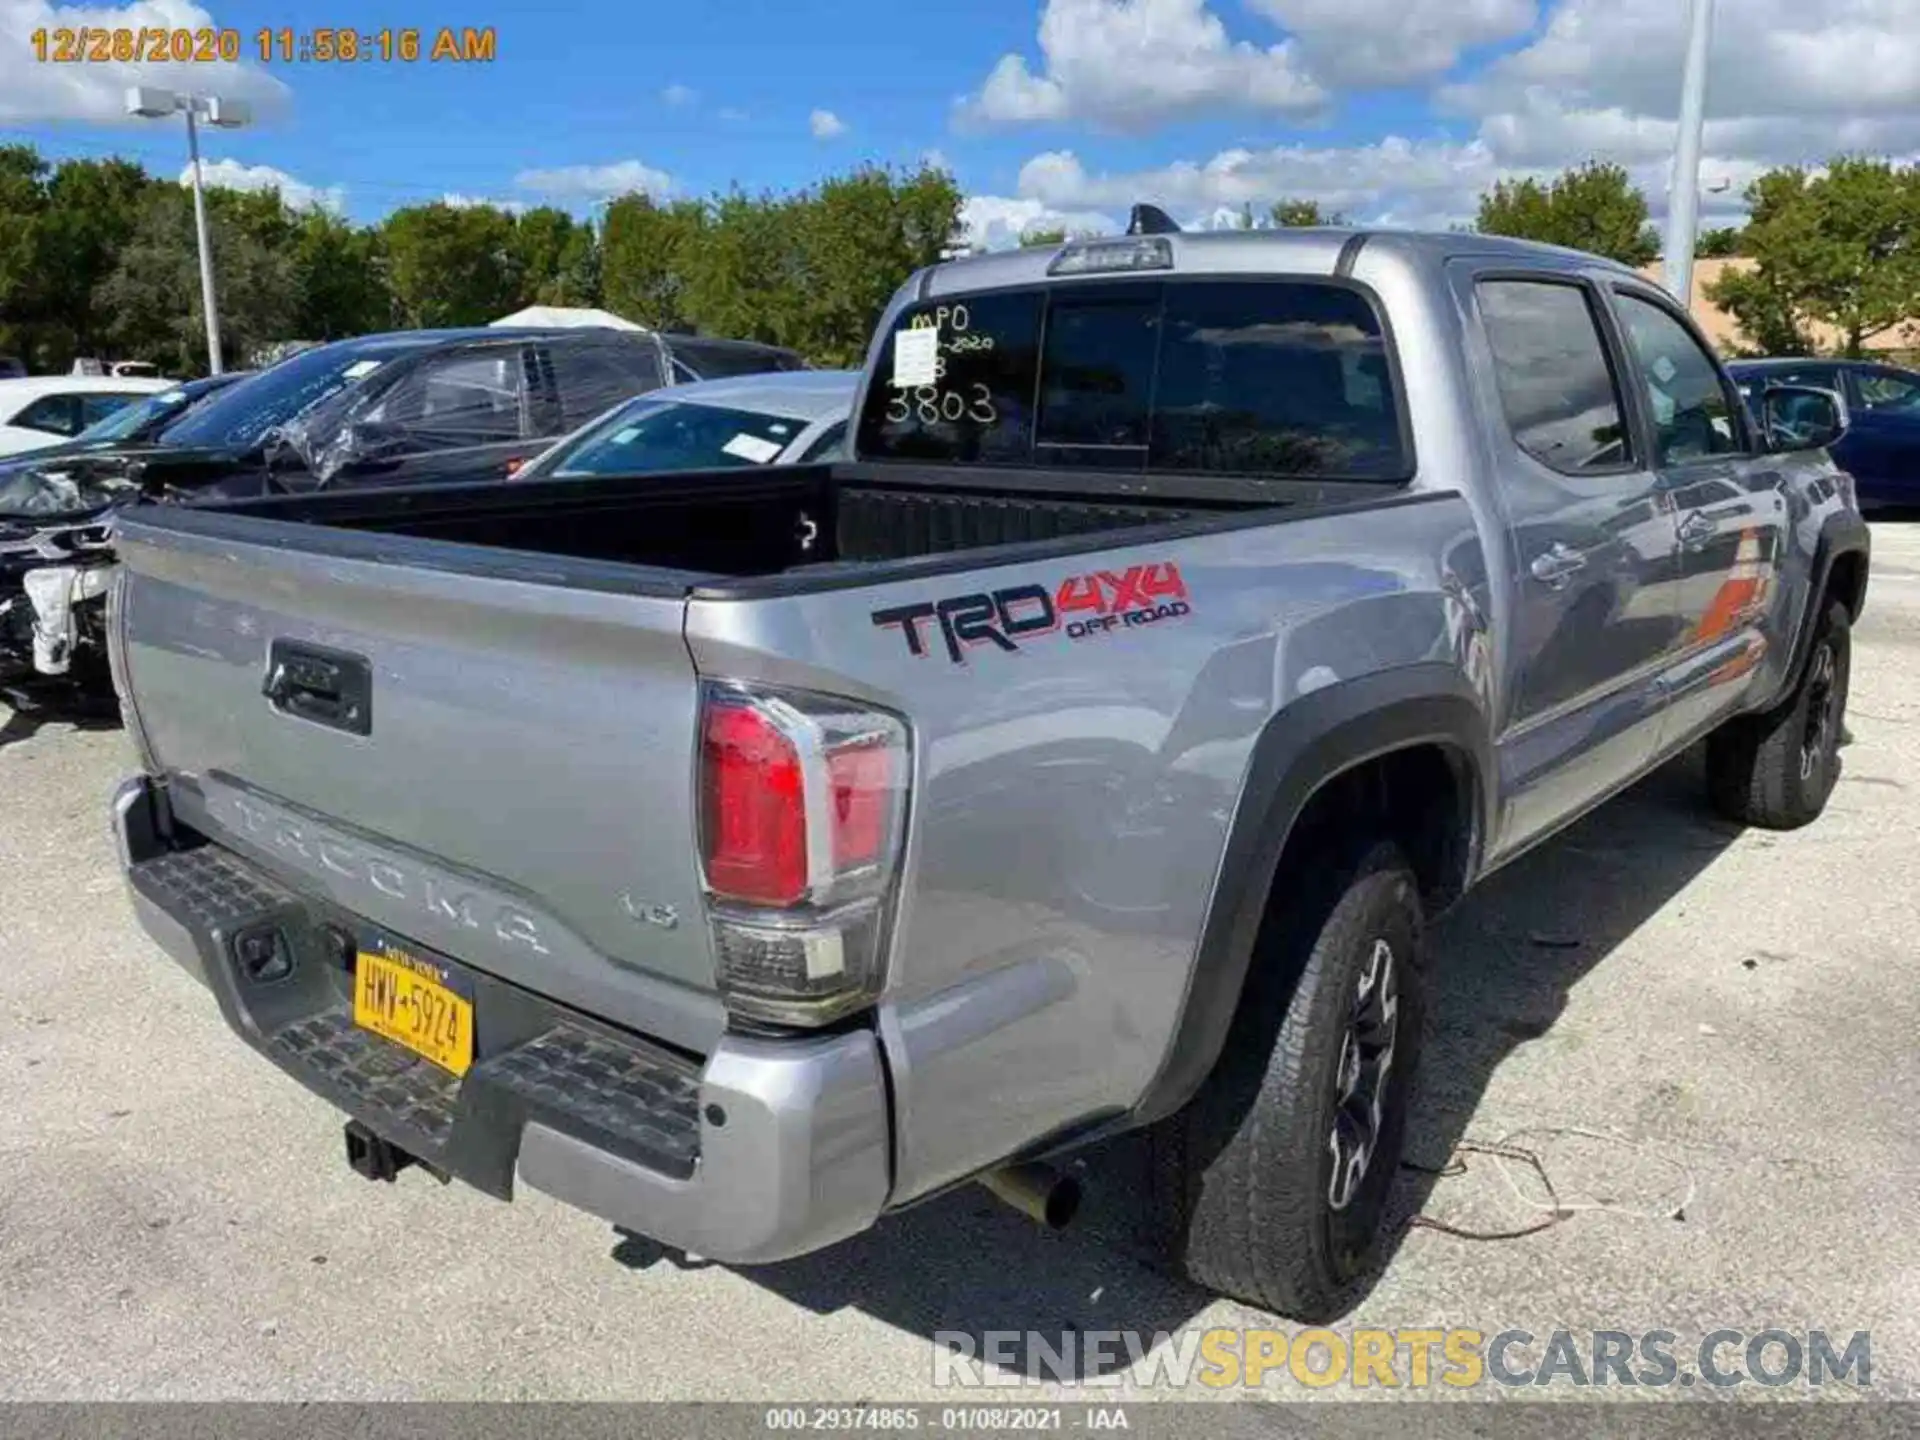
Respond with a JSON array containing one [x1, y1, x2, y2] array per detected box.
[[1127, 203, 1181, 236]]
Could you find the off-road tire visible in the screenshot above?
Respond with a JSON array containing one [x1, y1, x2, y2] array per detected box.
[[1706, 600, 1851, 830], [1150, 840, 1425, 1320]]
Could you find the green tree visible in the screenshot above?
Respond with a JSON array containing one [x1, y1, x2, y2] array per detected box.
[[1020, 226, 1068, 247], [784, 164, 965, 365], [600, 194, 706, 330], [1696, 226, 1744, 258], [0, 150, 171, 370], [291, 210, 391, 339], [0, 138, 975, 375], [1706, 259, 1815, 357], [37, 157, 154, 360], [98, 185, 297, 374], [680, 187, 806, 347], [510, 206, 580, 306], [1476, 161, 1659, 266], [215, 182, 300, 255], [1708, 159, 1920, 358], [0, 146, 49, 362], [381, 201, 522, 327], [554, 224, 602, 307], [1270, 198, 1345, 227]]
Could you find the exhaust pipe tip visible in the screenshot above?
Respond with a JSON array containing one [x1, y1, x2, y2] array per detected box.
[[980, 1161, 1082, 1231]]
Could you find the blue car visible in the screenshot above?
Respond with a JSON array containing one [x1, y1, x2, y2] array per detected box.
[[1729, 358, 1920, 508]]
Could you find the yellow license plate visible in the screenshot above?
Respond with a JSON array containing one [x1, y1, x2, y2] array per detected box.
[[353, 946, 474, 1076]]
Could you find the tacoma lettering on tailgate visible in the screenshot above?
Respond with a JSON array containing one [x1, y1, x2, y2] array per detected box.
[[872, 561, 1191, 664]]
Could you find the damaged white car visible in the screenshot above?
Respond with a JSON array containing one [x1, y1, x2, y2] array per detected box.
[[0, 511, 117, 684]]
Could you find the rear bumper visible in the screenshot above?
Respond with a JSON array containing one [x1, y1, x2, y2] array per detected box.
[[112, 774, 892, 1264]]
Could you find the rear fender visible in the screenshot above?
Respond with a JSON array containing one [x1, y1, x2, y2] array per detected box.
[[1126, 662, 1493, 1128]]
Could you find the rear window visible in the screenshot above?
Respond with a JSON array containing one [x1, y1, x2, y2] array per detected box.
[[670, 338, 804, 380], [548, 398, 801, 476], [855, 280, 1409, 481]]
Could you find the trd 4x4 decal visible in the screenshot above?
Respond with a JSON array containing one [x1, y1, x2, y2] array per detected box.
[[872, 561, 1192, 664]]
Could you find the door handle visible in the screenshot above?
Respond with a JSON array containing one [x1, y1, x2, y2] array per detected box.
[[1530, 542, 1587, 589], [1676, 510, 1716, 550], [264, 639, 372, 735]]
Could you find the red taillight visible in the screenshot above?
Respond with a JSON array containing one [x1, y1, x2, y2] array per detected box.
[[828, 740, 896, 872], [699, 687, 909, 910], [701, 700, 808, 906], [698, 684, 909, 1025]]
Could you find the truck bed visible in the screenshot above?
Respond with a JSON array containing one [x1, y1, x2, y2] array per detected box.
[[108, 456, 1421, 1059], [162, 462, 1379, 596]]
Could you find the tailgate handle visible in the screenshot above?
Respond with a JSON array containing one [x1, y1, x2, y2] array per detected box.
[[263, 641, 372, 736]]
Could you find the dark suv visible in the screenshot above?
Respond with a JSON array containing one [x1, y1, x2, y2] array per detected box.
[[0, 326, 802, 684], [276, 329, 803, 491]]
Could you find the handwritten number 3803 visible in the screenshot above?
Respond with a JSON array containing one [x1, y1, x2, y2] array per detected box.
[[888, 383, 996, 426]]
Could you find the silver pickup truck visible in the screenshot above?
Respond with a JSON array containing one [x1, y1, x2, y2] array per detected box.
[[109, 225, 1869, 1320]]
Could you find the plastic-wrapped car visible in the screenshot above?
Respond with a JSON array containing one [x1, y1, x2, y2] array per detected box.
[[0, 326, 803, 687], [262, 331, 805, 488]]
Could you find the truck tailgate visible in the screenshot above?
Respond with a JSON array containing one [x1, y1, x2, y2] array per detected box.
[[111, 512, 723, 1054]]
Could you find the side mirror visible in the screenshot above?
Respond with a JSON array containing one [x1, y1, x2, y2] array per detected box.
[[1761, 384, 1850, 453]]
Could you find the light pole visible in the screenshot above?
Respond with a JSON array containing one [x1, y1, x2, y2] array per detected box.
[[1661, 0, 1715, 311], [125, 87, 250, 374]]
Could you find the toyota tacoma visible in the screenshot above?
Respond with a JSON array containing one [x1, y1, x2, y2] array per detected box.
[[108, 220, 1868, 1319]]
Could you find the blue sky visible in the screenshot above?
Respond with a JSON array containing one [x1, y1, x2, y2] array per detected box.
[[4, 0, 1918, 247]]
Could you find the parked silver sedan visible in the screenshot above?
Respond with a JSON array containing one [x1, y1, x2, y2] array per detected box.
[[516, 369, 857, 481]]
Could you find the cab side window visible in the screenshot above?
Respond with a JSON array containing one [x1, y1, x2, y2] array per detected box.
[[1855, 369, 1920, 414], [547, 340, 664, 433], [1612, 291, 1743, 466], [1477, 279, 1633, 473], [374, 350, 524, 447]]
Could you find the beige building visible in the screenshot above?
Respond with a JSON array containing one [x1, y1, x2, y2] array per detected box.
[[1639, 256, 1916, 357]]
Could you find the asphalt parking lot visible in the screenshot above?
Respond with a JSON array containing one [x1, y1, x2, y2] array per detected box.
[[3, 522, 1918, 1404]]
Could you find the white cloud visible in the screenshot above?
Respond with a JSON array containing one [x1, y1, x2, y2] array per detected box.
[[956, 0, 1325, 132], [512, 159, 673, 200], [960, 194, 1118, 249], [1016, 140, 1503, 230], [1447, 0, 1920, 173], [1008, 136, 1769, 235], [809, 108, 847, 139], [0, 0, 290, 122], [1451, 0, 1920, 124], [184, 158, 342, 212], [660, 83, 698, 106], [718, 106, 749, 122], [1249, 0, 1537, 86], [1469, 95, 1678, 169], [441, 192, 528, 215], [998, 1, 1920, 239]]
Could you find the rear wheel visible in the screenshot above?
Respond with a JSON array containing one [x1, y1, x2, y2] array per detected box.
[[1151, 840, 1424, 1320], [1707, 600, 1851, 829]]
